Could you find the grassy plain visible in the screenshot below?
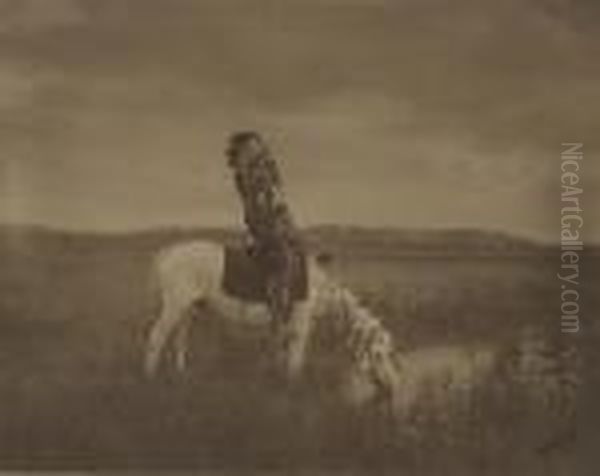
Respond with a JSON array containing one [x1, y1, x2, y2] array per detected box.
[[0, 227, 591, 473]]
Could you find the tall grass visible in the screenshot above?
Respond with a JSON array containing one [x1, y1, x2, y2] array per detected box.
[[0, 234, 586, 473]]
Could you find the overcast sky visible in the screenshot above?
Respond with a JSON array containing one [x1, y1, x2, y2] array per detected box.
[[0, 0, 598, 242]]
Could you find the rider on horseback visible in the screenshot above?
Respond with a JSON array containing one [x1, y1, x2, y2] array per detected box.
[[226, 131, 303, 333]]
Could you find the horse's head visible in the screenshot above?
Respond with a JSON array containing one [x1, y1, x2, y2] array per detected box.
[[341, 339, 404, 415], [310, 285, 402, 413], [339, 367, 381, 408]]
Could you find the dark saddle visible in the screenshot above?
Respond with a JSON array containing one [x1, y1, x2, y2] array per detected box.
[[222, 246, 309, 303]]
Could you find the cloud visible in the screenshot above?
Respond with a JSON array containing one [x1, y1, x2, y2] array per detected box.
[[4, 0, 598, 158], [0, 0, 597, 238], [0, 0, 87, 34], [0, 63, 35, 110]]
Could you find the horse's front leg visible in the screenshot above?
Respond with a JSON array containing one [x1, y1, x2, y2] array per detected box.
[[280, 300, 314, 382]]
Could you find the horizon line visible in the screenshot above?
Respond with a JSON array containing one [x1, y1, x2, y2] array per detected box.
[[1, 221, 595, 248]]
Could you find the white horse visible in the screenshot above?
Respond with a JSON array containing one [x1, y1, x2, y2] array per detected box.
[[144, 240, 402, 411]]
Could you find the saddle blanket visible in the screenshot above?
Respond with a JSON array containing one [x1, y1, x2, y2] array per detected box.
[[221, 246, 309, 303]]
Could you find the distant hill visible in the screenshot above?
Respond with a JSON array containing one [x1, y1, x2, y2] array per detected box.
[[304, 225, 565, 257], [0, 223, 575, 258]]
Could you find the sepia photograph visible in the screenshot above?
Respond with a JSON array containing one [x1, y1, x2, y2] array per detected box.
[[0, 0, 597, 474]]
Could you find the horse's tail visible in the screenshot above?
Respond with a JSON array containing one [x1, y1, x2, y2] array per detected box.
[[144, 253, 166, 377]]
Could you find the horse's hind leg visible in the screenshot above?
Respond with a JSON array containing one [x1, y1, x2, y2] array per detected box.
[[174, 314, 191, 373], [145, 300, 185, 377]]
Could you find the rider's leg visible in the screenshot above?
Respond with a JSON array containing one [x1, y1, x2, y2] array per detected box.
[[266, 246, 295, 329]]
